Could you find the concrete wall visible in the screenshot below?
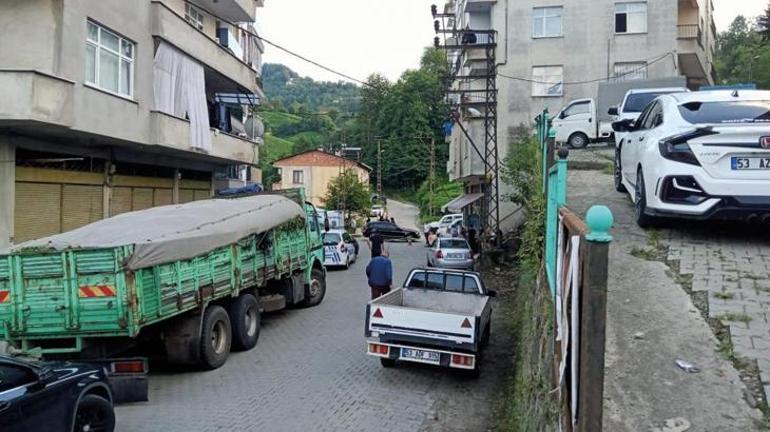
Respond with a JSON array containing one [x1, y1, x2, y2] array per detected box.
[[0, 137, 14, 249], [0, 0, 62, 73]]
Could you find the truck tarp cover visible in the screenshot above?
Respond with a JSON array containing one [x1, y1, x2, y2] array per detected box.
[[10, 195, 305, 270]]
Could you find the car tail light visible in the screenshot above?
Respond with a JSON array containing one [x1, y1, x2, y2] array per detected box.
[[368, 343, 389, 355], [658, 128, 718, 166], [436, 250, 443, 259], [451, 354, 474, 367], [111, 359, 148, 374]]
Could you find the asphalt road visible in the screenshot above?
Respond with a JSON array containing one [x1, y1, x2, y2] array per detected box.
[[115, 201, 510, 432]]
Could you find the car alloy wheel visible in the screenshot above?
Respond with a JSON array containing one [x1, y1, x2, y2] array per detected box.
[[614, 149, 626, 193]]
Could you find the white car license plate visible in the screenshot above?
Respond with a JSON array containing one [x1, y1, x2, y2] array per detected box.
[[446, 253, 464, 259], [732, 156, 770, 170], [400, 348, 440, 364]]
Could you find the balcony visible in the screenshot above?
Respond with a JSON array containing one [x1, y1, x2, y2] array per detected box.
[[0, 70, 74, 128], [151, 1, 257, 92], [464, 0, 496, 13], [188, 0, 256, 22], [677, 24, 709, 80], [150, 111, 258, 165]]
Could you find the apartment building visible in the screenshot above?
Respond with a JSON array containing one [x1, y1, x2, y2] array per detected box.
[[0, 0, 266, 247], [440, 0, 716, 232]]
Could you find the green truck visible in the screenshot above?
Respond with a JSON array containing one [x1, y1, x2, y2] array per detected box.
[[0, 189, 326, 370]]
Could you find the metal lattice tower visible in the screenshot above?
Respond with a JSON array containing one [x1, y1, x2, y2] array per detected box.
[[432, 2, 499, 238]]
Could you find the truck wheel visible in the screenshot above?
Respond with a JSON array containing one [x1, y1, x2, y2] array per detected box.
[[228, 294, 260, 352], [199, 305, 231, 370], [302, 267, 326, 307], [568, 132, 589, 149], [380, 358, 396, 368]]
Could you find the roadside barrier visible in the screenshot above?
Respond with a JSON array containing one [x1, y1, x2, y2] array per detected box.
[[536, 110, 614, 432]]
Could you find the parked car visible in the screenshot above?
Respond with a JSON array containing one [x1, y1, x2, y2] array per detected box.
[[363, 221, 421, 240], [322, 229, 357, 269], [553, 98, 614, 148], [612, 90, 770, 227], [438, 218, 464, 237], [0, 355, 142, 432], [609, 87, 688, 146], [370, 205, 385, 218], [365, 268, 494, 376], [428, 213, 462, 233], [427, 238, 475, 270]]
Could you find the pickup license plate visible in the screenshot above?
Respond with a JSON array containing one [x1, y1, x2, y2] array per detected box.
[[732, 156, 770, 170], [400, 348, 440, 364]]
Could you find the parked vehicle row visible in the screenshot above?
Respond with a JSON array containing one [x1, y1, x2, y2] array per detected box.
[[612, 90, 770, 226]]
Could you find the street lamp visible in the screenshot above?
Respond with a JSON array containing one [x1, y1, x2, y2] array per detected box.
[[749, 55, 761, 83]]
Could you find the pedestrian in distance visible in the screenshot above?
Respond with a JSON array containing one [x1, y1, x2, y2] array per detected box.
[[390, 217, 395, 224], [367, 229, 385, 258], [366, 249, 393, 299]]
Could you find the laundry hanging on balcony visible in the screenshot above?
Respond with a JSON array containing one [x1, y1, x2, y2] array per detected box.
[[153, 41, 212, 153]]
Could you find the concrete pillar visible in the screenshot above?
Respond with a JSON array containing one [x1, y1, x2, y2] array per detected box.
[[172, 169, 180, 204], [0, 135, 15, 248], [102, 161, 113, 218]]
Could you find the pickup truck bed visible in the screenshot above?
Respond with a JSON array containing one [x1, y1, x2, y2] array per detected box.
[[365, 268, 494, 374]]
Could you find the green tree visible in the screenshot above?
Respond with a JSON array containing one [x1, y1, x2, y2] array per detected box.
[[323, 169, 371, 218], [758, 2, 770, 40], [714, 16, 769, 87]]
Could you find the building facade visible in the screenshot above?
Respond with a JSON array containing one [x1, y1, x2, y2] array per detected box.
[[272, 150, 371, 207], [440, 0, 716, 232], [0, 0, 266, 247]]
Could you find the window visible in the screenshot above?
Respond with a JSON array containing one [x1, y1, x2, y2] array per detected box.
[[678, 100, 770, 124], [446, 274, 465, 292], [0, 364, 37, 392], [562, 101, 591, 117], [292, 170, 304, 184], [407, 271, 426, 288], [85, 20, 135, 97], [426, 272, 445, 290], [615, 2, 647, 34], [533, 7, 563, 38], [612, 62, 647, 81], [322, 233, 342, 245], [623, 92, 671, 113], [532, 66, 563, 97], [635, 102, 656, 130], [641, 102, 663, 129], [185, 3, 205, 30]]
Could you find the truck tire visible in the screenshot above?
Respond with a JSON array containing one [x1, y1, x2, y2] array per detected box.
[[568, 132, 589, 149], [380, 358, 396, 368], [199, 305, 231, 370], [228, 293, 260, 352], [74, 394, 115, 432], [302, 267, 326, 307]]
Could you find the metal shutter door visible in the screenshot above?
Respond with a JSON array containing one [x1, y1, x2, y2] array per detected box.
[[178, 189, 194, 203], [14, 182, 62, 242], [132, 188, 153, 211], [193, 189, 210, 201], [153, 189, 173, 206], [111, 187, 132, 216], [62, 185, 103, 232]]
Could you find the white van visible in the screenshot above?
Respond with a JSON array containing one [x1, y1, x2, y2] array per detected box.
[[553, 98, 613, 149]]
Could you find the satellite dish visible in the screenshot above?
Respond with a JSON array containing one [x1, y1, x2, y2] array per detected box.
[[244, 115, 265, 139]]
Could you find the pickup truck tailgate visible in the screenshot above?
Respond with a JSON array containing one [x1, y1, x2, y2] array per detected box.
[[366, 290, 479, 348]]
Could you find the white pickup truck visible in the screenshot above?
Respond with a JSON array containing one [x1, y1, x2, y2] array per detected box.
[[365, 268, 495, 376]]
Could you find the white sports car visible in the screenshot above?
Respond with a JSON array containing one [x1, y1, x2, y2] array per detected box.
[[613, 90, 770, 227]]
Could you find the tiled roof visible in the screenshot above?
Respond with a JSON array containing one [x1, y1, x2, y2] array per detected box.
[[273, 150, 372, 171]]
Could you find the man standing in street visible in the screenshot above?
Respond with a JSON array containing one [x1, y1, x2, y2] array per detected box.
[[366, 250, 393, 299], [367, 229, 385, 258]]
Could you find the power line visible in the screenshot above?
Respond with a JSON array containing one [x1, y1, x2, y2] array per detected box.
[[496, 52, 675, 86]]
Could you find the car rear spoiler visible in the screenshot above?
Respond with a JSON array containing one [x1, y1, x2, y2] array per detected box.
[[85, 357, 149, 404]]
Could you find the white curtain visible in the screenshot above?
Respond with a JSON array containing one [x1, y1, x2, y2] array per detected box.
[[153, 42, 212, 153]]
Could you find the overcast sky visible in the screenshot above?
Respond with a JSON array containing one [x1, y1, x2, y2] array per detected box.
[[260, 0, 767, 84]]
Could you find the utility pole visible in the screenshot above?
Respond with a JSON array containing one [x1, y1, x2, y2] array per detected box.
[[377, 139, 383, 198], [429, 136, 435, 218]]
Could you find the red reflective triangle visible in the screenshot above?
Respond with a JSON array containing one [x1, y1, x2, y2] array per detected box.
[[373, 308, 383, 318], [461, 318, 472, 328]]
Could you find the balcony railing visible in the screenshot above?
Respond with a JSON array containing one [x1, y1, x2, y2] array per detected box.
[[677, 24, 703, 48]]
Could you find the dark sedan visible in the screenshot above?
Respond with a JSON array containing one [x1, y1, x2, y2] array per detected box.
[[0, 355, 146, 432], [363, 221, 421, 240]]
